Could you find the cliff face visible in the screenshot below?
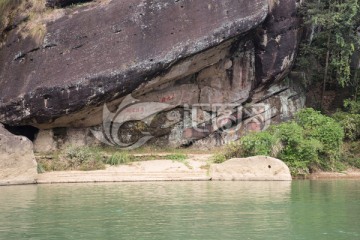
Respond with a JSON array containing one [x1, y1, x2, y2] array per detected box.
[[0, 0, 304, 149], [0, 0, 267, 125]]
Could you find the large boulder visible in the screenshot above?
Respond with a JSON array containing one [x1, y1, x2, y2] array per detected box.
[[209, 156, 292, 181], [0, 124, 38, 185]]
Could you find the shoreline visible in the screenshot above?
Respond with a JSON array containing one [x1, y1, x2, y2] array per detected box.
[[308, 169, 360, 180], [2, 154, 360, 186], [34, 169, 360, 184], [2, 172, 360, 187], [0, 167, 360, 187]]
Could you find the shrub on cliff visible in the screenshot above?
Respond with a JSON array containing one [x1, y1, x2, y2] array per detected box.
[[217, 108, 345, 175]]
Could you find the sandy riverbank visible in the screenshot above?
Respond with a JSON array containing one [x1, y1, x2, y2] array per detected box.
[[35, 170, 360, 184], [2, 154, 360, 185], [35, 155, 360, 184], [36, 154, 212, 184], [35, 169, 360, 184]]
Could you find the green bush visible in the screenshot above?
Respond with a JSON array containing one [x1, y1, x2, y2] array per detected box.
[[344, 99, 360, 114], [269, 121, 323, 174], [332, 111, 360, 141], [219, 108, 346, 175], [239, 131, 278, 157], [63, 146, 105, 171], [342, 141, 360, 168], [37, 146, 106, 172], [212, 153, 227, 164], [295, 108, 344, 166]]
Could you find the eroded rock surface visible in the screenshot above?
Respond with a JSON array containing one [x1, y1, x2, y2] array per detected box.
[[0, 0, 304, 151], [255, 0, 301, 85], [0, 124, 38, 185], [0, 0, 268, 126], [209, 156, 292, 181]]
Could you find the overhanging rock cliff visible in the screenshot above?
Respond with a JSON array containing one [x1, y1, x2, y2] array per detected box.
[[0, 0, 304, 149], [0, 0, 268, 125]]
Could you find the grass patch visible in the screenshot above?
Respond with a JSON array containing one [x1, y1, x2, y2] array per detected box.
[[63, 146, 105, 171], [212, 153, 227, 164], [0, 0, 49, 45], [36, 146, 193, 172], [0, 0, 99, 46], [106, 152, 132, 165], [37, 146, 106, 172], [123, 145, 215, 155], [166, 153, 187, 161]]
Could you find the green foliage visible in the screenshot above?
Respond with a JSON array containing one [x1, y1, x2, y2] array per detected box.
[[342, 141, 360, 168], [37, 163, 46, 174], [295, 109, 344, 170], [37, 146, 106, 172], [239, 131, 278, 157], [271, 122, 323, 173], [212, 153, 227, 164], [296, 108, 344, 155], [63, 146, 105, 171], [36, 148, 192, 172], [106, 152, 132, 165], [344, 99, 360, 114], [332, 111, 360, 140], [296, 0, 360, 99], [166, 153, 188, 161], [220, 108, 346, 176]]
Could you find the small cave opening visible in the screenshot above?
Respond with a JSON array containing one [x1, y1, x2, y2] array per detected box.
[[4, 125, 39, 142], [46, 0, 94, 8]]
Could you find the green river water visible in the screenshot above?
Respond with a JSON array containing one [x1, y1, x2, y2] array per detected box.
[[0, 180, 359, 240]]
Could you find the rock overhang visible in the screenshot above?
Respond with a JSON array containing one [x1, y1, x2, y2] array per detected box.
[[0, 0, 269, 126]]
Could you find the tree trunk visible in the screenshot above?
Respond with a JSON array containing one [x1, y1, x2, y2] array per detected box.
[[321, 35, 331, 110], [354, 69, 359, 101]]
